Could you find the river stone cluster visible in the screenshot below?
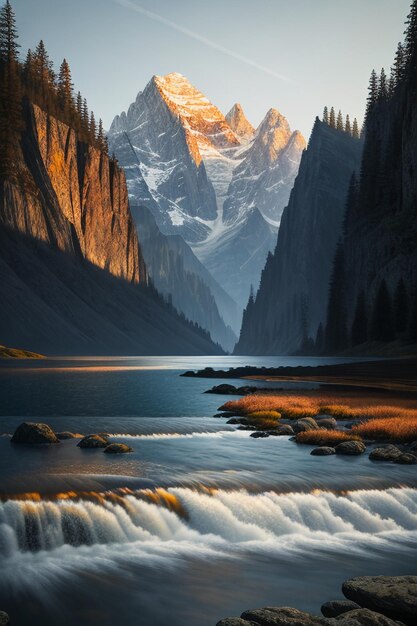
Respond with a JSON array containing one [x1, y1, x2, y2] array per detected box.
[[216, 576, 417, 626]]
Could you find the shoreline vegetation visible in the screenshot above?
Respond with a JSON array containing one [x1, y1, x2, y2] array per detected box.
[[0, 345, 45, 359]]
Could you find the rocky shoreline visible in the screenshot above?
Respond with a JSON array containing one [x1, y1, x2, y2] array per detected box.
[[215, 576, 417, 625]]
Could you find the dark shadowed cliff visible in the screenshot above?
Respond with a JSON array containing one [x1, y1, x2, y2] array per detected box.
[[235, 120, 363, 355]]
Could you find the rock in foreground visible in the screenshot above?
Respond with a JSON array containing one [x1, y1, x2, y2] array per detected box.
[[104, 443, 133, 454], [329, 608, 402, 625], [0, 611, 9, 625], [311, 447, 336, 456], [369, 445, 402, 461], [321, 600, 360, 617], [342, 575, 417, 625], [216, 619, 255, 626], [241, 607, 325, 625], [77, 434, 109, 449], [56, 431, 83, 440], [11, 422, 59, 444]]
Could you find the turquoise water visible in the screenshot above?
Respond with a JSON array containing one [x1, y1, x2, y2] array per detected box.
[[0, 356, 416, 626]]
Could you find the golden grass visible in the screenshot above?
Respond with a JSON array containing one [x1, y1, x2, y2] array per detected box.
[[221, 393, 417, 422], [296, 430, 361, 446], [246, 411, 281, 430], [353, 417, 417, 442], [247, 410, 281, 421]]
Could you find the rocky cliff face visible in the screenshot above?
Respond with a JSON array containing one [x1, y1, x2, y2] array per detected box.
[[0, 101, 223, 355], [131, 205, 237, 351], [235, 120, 363, 355], [108, 73, 305, 313], [1, 103, 143, 284]]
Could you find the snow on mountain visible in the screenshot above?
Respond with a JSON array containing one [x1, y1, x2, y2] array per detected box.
[[108, 73, 305, 313]]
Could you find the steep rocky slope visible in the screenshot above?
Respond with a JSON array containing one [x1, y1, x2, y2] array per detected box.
[[131, 205, 237, 350], [235, 120, 363, 355], [0, 102, 223, 355], [108, 73, 305, 312]]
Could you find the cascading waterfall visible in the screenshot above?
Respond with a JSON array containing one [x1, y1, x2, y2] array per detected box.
[[1, 487, 417, 558]]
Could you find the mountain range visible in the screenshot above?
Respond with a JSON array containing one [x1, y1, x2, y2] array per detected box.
[[108, 73, 305, 317]]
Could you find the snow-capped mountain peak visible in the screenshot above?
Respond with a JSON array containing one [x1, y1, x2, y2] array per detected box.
[[225, 103, 255, 140]]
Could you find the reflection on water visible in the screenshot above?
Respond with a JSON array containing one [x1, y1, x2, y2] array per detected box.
[[0, 355, 415, 626]]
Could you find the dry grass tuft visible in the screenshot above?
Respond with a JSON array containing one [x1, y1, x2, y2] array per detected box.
[[353, 417, 417, 442], [296, 430, 361, 446]]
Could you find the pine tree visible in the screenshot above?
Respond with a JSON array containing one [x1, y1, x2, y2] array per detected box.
[[0, 0, 19, 61], [365, 69, 379, 119], [89, 110, 96, 140], [370, 279, 395, 342], [336, 109, 344, 131], [322, 106, 329, 125], [33, 39, 55, 104], [393, 42, 406, 86], [394, 277, 408, 334], [97, 117, 104, 147], [404, 0, 417, 74], [352, 118, 360, 139], [324, 240, 348, 353], [351, 291, 368, 346], [76, 91, 82, 117], [329, 106, 336, 129], [57, 58, 73, 115], [345, 114, 352, 135], [378, 67, 388, 99], [82, 97, 89, 133]]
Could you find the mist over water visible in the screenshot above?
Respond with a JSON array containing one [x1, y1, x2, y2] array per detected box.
[[0, 356, 416, 626]]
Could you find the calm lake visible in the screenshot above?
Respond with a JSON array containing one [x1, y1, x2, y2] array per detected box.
[[0, 356, 416, 626]]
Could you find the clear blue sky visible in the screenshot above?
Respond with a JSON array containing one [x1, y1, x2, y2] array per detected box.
[[12, 0, 410, 138]]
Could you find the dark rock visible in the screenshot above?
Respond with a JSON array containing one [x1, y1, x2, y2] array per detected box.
[[238, 386, 257, 395], [293, 418, 319, 433], [56, 431, 83, 440], [104, 443, 133, 454], [241, 607, 325, 625], [275, 425, 295, 436], [0, 611, 9, 625], [342, 575, 417, 625], [207, 384, 238, 395], [214, 413, 234, 418], [394, 453, 417, 465], [216, 617, 255, 626], [311, 447, 336, 456], [345, 421, 362, 430], [369, 445, 402, 462], [321, 600, 361, 617], [329, 608, 403, 625], [77, 434, 109, 449], [250, 432, 270, 439], [335, 441, 366, 455], [238, 425, 256, 431], [11, 422, 59, 444], [316, 417, 337, 430], [227, 417, 248, 425]]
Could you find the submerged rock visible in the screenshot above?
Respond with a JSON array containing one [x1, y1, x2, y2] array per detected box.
[[241, 607, 325, 625], [250, 432, 270, 439], [321, 600, 360, 617], [335, 441, 366, 455], [104, 443, 133, 454], [311, 447, 336, 456], [0, 611, 9, 625], [227, 417, 248, 425], [395, 453, 417, 464], [56, 431, 83, 440], [293, 418, 319, 433], [11, 422, 59, 444], [369, 445, 402, 462], [77, 434, 109, 449], [342, 575, 417, 625]]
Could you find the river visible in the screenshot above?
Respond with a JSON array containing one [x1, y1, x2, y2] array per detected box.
[[0, 356, 416, 626]]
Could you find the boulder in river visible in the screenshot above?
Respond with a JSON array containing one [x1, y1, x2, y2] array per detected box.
[[104, 443, 133, 454], [321, 600, 360, 617], [315, 418, 337, 430], [56, 431, 83, 440], [342, 575, 417, 625], [369, 445, 402, 462], [241, 606, 325, 625], [395, 453, 417, 465], [335, 441, 366, 455], [77, 434, 109, 449], [275, 425, 295, 436], [216, 619, 255, 626], [293, 418, 319, 433], [311, 447, 336, 456], [328, 608, 403, 625], [250, 432, 270, 439], [11, 422, 59, 444], [227, 417, 248, 425]]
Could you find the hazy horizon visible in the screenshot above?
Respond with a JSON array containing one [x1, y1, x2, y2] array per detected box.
[[12, 0, 411, 138]]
